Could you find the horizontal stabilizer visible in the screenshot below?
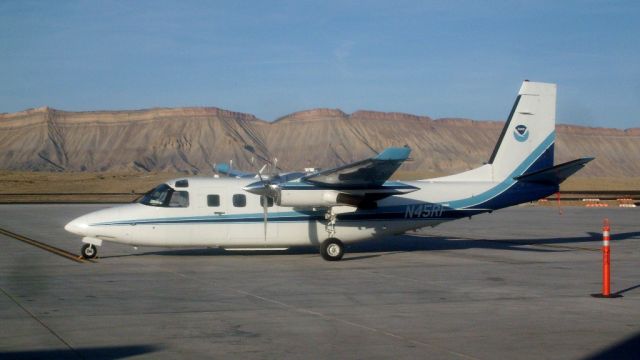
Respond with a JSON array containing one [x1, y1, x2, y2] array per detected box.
[[514, 157, 595, 185]]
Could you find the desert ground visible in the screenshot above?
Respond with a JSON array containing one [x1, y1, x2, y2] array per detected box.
[[0, 170, 637, 204]]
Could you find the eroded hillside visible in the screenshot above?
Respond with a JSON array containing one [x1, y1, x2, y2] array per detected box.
[[1, 106, 638, 179]]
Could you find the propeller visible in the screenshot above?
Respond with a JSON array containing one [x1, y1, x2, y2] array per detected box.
[[257, 165, 269, 242], [245, 161, 281, 242], [240, 148, 291, 241]]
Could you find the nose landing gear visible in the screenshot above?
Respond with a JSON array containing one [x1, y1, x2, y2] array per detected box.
[[80, 243, 98, 259]]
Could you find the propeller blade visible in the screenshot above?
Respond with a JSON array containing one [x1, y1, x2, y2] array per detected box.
[[269, 184, 280, 206], [258, 164, 267, 177], [262, 196, 268, 242]]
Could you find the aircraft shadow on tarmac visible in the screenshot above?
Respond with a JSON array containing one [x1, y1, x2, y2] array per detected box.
[[0, 344, 160, 360], [583, 330, 640, 360], [100, 230, 640, 260]]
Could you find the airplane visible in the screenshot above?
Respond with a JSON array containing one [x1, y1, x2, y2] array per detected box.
[[65, 81, 593, 261]]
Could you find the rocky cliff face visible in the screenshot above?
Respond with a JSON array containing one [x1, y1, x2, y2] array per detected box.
[[0, 107, 270, 174], [1, 106, 638, 178]]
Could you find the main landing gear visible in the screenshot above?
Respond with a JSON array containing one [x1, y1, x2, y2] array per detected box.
[[320, 238, 344, 261], [320, 208, 344, 261], [80, 243, 98, 259]]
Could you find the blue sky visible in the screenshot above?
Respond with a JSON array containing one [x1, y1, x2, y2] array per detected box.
[[1, 1, 638, 128]]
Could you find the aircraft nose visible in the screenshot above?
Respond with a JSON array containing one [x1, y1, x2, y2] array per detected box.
[[64, 217, 88, 235]]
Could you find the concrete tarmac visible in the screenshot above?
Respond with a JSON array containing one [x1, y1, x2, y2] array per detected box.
[[0, 204, 639, 359]]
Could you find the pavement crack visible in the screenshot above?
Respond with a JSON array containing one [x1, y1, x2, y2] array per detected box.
[[171, 270, 480, 360]]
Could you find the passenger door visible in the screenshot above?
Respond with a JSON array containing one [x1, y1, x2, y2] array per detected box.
[[204, 191, 228, 244]]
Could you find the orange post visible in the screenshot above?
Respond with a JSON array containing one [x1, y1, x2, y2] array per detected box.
[[602, 219, 611, 296], [592, 218, 622, 298], [555, 192, 563, 215]]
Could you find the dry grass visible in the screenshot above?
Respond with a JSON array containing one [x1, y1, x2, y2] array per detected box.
[[0, 171, 181, 194], [559, 177, 640, 192], [0, 171, 183, 202], [0, 170, 638, 203]]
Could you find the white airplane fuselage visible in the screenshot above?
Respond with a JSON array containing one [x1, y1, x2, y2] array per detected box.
[[64, 81, 591, 260], [64, 169, 553, 250], [63, 178, 465, 249]]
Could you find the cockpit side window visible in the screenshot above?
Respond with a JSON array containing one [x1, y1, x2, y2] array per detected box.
[[139, 184, 189, 208], [139, 184, 172, 206], [168, 191, 189, 207]]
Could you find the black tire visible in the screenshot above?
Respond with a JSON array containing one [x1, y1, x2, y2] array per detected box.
[[320, 238, 344, 261], [81, 243, 98, 259]]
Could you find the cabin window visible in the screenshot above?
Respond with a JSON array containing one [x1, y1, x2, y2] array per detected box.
[[260, 196, 274, 207], [232, 194, 246, 207], [168, 191, 189, 207], [207, 194, 220, 207]]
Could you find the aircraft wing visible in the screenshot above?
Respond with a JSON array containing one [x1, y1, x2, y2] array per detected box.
[[244, 146, 417, 207], [300, 147, 412, 189], [214, 163, 256, 178]]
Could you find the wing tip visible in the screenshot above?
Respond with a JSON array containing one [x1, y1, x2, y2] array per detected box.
[[374, 147, 411, 161]]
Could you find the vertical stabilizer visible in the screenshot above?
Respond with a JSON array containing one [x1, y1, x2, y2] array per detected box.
[[489, 81, 556, 180]]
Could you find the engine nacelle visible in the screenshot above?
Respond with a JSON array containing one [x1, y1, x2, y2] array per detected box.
[[277, 190, 340, 207]]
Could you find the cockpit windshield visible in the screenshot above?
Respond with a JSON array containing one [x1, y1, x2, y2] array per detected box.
[[139, 184, 189, 208]]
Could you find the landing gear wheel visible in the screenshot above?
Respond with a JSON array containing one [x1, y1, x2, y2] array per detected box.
[[320, 238, 344, 261], [81, 243, 97, 259]]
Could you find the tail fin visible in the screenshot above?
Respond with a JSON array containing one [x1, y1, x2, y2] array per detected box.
[[425, 81, 592, 209], [488, 81, 556, 180]]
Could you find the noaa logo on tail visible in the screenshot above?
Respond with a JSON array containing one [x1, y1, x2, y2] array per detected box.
[[513, 125, 529, 142]]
